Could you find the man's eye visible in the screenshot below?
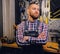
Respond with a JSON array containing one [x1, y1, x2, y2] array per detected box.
[[33, 8, 40, 11]]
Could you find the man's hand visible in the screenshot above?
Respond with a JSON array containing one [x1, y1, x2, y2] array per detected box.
[[38, 32, 46, 39], [23, 36, 29, 41]]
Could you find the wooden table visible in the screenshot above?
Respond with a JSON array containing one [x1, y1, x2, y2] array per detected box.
[[2, 42, 20, 48], [43, 42, 60, 53], [2, 42, 60, 53]]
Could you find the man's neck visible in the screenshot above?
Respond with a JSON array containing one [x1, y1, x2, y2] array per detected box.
[[28, 16, 35, 22]]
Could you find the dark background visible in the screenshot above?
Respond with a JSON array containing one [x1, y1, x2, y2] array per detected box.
[[50, 0, 60, 18], [0, 0, 3, 37], [15, 0, 21, 25]]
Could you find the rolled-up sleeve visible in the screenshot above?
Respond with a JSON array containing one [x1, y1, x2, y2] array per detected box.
[[16, 23, 24, 45]]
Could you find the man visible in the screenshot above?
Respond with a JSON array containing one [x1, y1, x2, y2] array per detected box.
[[16, 1, 48, 54]]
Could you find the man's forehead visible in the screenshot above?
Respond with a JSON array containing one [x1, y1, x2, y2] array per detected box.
[[28, 4, 40, 9]]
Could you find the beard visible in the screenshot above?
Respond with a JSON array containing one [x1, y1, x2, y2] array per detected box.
[[30, 14, 39, 20]]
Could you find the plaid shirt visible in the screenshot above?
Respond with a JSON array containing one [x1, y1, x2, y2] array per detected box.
[[16, 20, 48, 45]]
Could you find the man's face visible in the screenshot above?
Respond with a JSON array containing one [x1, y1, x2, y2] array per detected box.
[[28, 4, 40, 20]]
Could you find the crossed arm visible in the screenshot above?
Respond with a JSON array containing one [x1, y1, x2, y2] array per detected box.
[[17, 22, 48, 43]]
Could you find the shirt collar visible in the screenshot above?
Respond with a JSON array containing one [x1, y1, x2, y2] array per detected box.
[[27, 19, 38, 23]]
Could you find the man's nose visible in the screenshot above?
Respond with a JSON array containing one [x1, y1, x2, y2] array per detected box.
[[35, 10, 39, 13]]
